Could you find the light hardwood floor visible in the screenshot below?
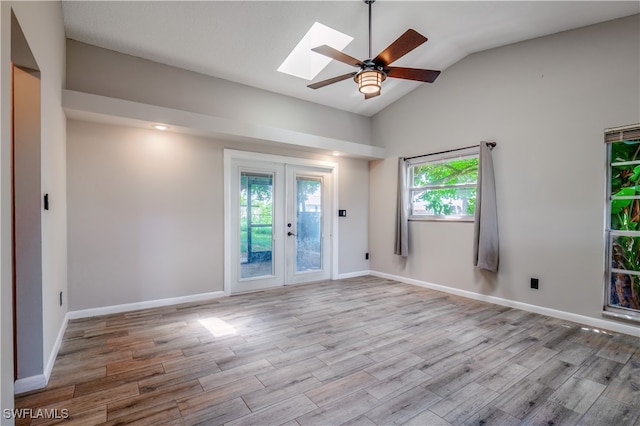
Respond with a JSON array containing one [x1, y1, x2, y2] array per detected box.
[[14, 276, 640, 425]]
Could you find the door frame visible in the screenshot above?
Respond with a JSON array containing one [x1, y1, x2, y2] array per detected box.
[[223, 149, 339, 295]]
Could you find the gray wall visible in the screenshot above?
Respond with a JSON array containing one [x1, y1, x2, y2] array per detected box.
[[67, 119, 370, 310], [370, 16, 640, 323], [13, 66, 43, 379], [337, 157, 370, 274], [66, 40, 372, 147], [67, 121, 222, 309], [65, 38, 372, 311], [1, 0, 67, 407]]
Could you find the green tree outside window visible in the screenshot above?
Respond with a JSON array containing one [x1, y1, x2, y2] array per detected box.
[[409, 155, 479, 218]]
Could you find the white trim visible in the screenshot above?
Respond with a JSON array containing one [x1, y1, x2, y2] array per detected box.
[[15, 312, 70, 394], [602, 309, 640, 324], [224, 149, 339, 293], [336, 270, 371, 279], [14, 375, 47, 395], [370, 271, 640, 338], [611, 160, 640, 167], [610, 230, 640, 237], [224, 150, 338, 169], [330, 165, 340, 281], [406, 147, 479, 166], [610, 195, 640, 200], [223, 151, 232, 296], [44, 312, 69, 383], [67, 291, 226, 320]]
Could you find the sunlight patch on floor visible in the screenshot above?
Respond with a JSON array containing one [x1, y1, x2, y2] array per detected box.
[[198, 317, 236, 337]]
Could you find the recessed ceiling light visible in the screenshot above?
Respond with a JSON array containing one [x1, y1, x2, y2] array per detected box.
[[152, 124, 169, 131], [278, 22, 353, 81], [332, 151, 342, 156]]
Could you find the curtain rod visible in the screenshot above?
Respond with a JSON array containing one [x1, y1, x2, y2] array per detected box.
[[404, 142, 496, 161]]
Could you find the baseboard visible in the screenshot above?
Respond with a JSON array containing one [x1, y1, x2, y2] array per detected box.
[[370, 270, 640, 338], [14, 374, 47, 395], [44, 312, 69, 383], [335, 270, 371, 279], [68, 291, 227, 320], [14, 312, 70, 395]]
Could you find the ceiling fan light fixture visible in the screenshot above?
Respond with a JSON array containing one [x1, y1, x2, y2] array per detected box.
[[356, 69, 385, 94], [306, 0, 439, 98]]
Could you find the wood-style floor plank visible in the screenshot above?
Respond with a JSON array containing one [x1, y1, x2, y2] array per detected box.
[[429, 382, 500, 424], [176, 376, 264, 416], [296, 389, 380, 426], [13, 277, 640, 425]]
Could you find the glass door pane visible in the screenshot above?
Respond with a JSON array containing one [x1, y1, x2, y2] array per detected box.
[[230, 161, 333, 292], [240, 172, 274, 279], [296, 177, 322, 272]]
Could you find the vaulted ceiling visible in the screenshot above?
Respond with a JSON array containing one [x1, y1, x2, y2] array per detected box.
[[62, 1, 640, 117]]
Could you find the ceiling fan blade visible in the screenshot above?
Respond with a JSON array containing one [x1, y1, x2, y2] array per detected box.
[[307, 72, 358, 90], [373, 29, 428, 67], [311, 45, 364, 68], [386, 67, 441, 83], [364, 91, 380, 100]]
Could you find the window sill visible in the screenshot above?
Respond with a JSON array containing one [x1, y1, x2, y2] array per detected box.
[[602, 309, 640, 325], [409, 216, 475, 223]]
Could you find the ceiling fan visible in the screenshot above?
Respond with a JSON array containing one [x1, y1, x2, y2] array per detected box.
[[307, 0, 441, 99]]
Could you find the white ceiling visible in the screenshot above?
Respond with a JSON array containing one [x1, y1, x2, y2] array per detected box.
[[61, 1, 639, 117]]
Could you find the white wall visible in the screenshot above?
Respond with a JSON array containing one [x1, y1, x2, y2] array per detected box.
[[67, 119, 370, 311], [66, 40, 372, 147], [370, 16, 640, 328], [0, 0, 67, 412]]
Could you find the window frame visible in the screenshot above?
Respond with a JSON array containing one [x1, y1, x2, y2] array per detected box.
[[604, 124, 640, 323], [407, 147, 479, 222]]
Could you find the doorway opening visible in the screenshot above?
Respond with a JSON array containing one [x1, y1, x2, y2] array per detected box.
[[11, 10, 44, 383]]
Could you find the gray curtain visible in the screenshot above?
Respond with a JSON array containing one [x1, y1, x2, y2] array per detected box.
[[395, 157, 409, 257], [473, 142, 499, 271]]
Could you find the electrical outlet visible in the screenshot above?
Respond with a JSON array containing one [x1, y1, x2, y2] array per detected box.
[[530, 278, 539, 290], [365, 252, 369, 260]]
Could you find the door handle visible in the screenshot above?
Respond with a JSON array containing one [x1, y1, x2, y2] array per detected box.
[[287, 231, 296, 236]]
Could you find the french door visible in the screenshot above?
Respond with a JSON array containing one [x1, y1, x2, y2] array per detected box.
[[226, 153, 334, 294]]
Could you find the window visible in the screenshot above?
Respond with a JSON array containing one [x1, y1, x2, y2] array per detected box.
[[605, 124, 640, 320], [408, 148, 479, 220]]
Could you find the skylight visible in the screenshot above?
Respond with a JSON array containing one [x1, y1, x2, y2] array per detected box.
[[278, 22, 353, 81]]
